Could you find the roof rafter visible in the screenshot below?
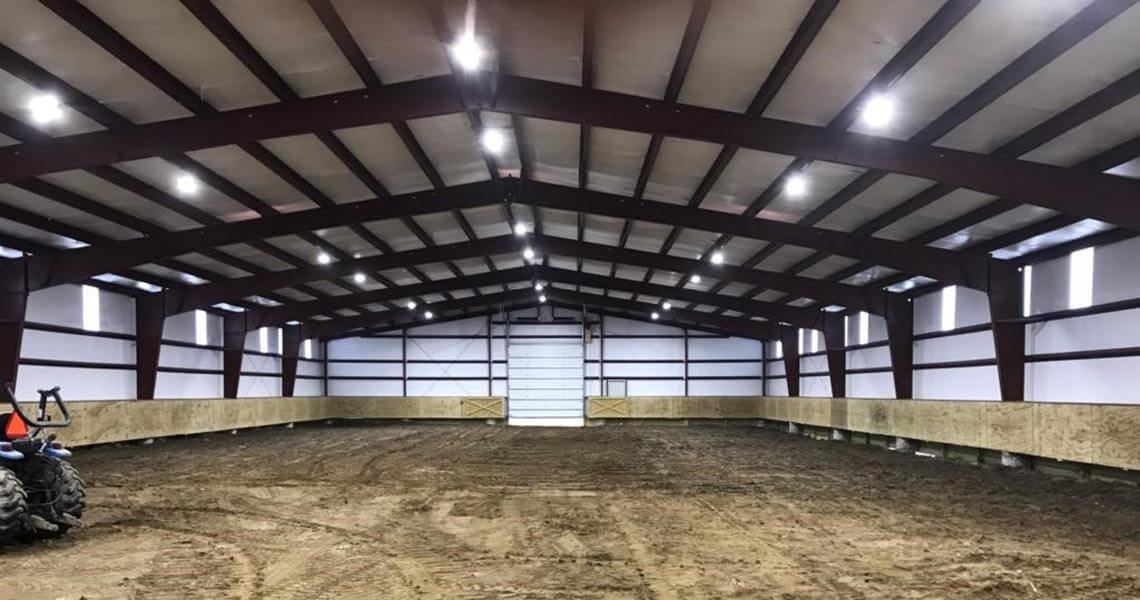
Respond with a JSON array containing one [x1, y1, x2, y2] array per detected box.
[[7, 72, 1139, 231], [519, 181, 994, 289]]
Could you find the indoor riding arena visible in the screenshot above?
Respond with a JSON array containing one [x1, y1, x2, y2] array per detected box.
[[0, 0, 1138, 598]]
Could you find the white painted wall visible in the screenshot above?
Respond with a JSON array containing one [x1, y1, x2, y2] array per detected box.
[[14, 284, 324, 401]]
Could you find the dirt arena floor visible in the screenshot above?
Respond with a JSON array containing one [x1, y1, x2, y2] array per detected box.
[[3, 423, 1139, 599]]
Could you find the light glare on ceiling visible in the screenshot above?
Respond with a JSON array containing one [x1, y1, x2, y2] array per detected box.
[[451, 32, 483, 71], [175, 174, 200, 196], [28, 94, 64, 124], [784, 174, 807, 197], [862, 95, 895, 128], [481, 128, 505, 154]]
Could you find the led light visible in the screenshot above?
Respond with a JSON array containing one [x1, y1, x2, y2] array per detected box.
[[861, 94, 895, 128], [651, 312, 660, 320], [784, 174, 807, 197], [450, 32, 483, 71], [424, 310, 434, 319], [662, 302, 672, 311], [28, 94, 64, 124], [353, 272, 366, 284], [352, 253, 361, 259], [285, 320, 301, 325], [514, 222, 528, 236], [407, 301, 417, 310], [710, 251, 724, 265], [481, 128, 505, 154], [690, 274, 701, 284], [317, 252, 331, 265], [523, 247, 535, 260], [538, 294, 547, 303], [534, 282, 544, 291], [175, 174, 200, 196]]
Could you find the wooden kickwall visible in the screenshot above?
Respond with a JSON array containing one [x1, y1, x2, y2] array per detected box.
[[588, 396, 1140, 471], [47, 396, 504, 447]]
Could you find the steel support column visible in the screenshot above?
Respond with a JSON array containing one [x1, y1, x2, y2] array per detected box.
[[223, 312, 246, 398], [683, 327, 689, 397], [823, 312, 846, 398], [0, 260, 28, 389], [780, 325, 800, 397], [135, 293, 165, 400], [989, 262, 1026, 401], [885, 294, 915, 399], [281, 324, 301, 397]]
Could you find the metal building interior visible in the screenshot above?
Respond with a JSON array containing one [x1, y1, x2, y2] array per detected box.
[[0, 0, 1139, 597]]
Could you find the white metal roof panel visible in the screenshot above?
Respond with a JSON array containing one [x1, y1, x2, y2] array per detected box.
[[642, 137, 723, 205], [765, 0, 944, 126], [678, 0, 814, 113], [212, 0, 364, 98], [593, 0, 691, 100], [81, 0, 277, 111]]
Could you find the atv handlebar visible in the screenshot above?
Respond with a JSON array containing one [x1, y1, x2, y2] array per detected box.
[[2, 384, 71, 428]]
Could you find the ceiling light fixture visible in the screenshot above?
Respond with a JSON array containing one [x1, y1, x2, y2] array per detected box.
[[784, 174, 807, 197], [407, 301, 417, 310], [514, 222, 528, 236], [450, 32, 483, 71], [175, 174, 200, 196], [353, 272, 366, 284], [317, 252, 331, 265], [481, 128, 505, 154], [663, 302, 672, 311], [710, 251, 724, 265], [523, 247, 535, 260], [651, 312, 660, 320], [27, 94, 64, 124], [538, 294, 547, 303], [861, 94, 895, 128], [534, 282, 544, 291], [424, 310, 434, 319], [690, 274, 701, 284]]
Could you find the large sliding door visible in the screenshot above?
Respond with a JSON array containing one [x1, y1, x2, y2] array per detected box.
[[507, 330, 585, 427]]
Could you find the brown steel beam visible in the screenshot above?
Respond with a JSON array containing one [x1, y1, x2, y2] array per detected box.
[[222, 312, 245, 398], [521, 181, 993, 289], [281, 325, 301, 398], [536, 233, 889, 314], [988, 262, 1025, 401], [534, 265, 820, 329], [780, 326, 800, 397], [0, 260, 28, 388], [19, 182, 504, 291], [677, 0, 962, 289], [885, 294, 914, 399], [135, 293, 164, 400], [163, 236, 519, 317], [8, 71, 1140, 231], [822, 311, 846, 397]]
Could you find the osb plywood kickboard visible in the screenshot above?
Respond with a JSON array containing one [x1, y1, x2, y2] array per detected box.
[[611, 396, 1140, 471]]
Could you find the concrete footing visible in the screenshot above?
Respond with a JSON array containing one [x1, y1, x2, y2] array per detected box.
[[830, 429, 850, 442], [893, 437, 915, 453], [1001, 451, 1029, 468]]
